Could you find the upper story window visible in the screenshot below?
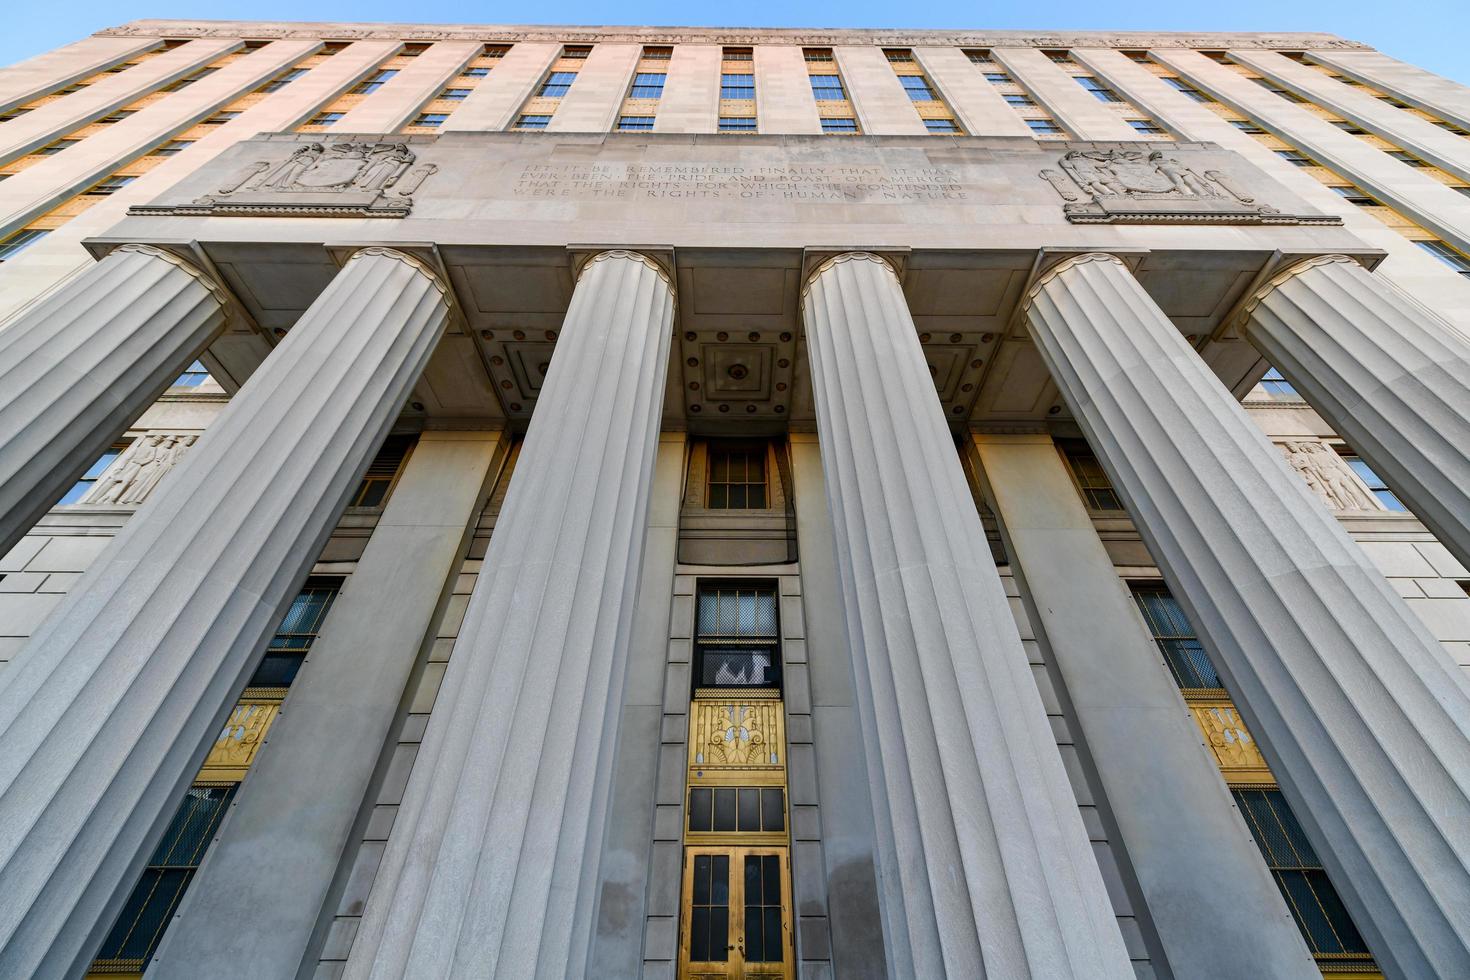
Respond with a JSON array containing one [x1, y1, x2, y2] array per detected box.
[[515, 115, 552, 130], [153, 140, 193, 156], [36, 139, 80, 155], [1043, 49, 1073, 63], [1161, 76, 1213, 103], [1063, 443, 1123, 511], [630, 72, 666, 99], [1331, 120, 1368, 135], [85, 175, 136, 196], [248, 578, 343, 687], [899, 75, 937, 102], [618, 115, 655, 131], [924, 118, 961, 134], [411, 112, 448, 128], [804, 48, 835, 63], [0, 228, 48, 262], [399, 43, 430, 57], [642, 46, 672, 60], [306, 112, 343, 127], [695, 583, 780, 688], [721, 72, 755, 99], [1416, 239, 1470, 277], [723, 47, 753, 62], [1258, 366, 1299, 398], [1252, 78, 1307, 103], [1336, 452, 1407, 510], [174, 359, 209, 387], [1275, 149, 1316, 167], [58, 442, 129, 504], [348, 435, 413, 508], [1003, 93, 1034, 106], [965, 49, 993, 64], [718, 116, 757, 132], [708, 444, 768, 509], [351, 69, 398, 94], [1328, 184, 1376, 206], [159, 67, 217, 93], [821, 117, 859, 134], [461, 66, 490, 78], [1026, 118, 1064, 135], [440, 88, 472, 100], [562, 45, 592, 60], [983, 72, 1011, 84], [1121, 50, 1151, 63], [1076, 76, 1125, 103], [809, 74, 845, 100], [539, 71, 577, 97], [261, 67, 307, 92], [1131, 583, 1222, 691], [1386, 149, 1430, 167], [883, 49, 914, 63], [1230, 119, 1266, 134], [1128, 119, 1167, 135]]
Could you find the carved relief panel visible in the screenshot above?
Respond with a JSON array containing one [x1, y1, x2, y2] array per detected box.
[[1188, 699, 1273, 786], [1278, 440, 1380, 511], [82, 433, 198, 506], [198, 698, 282, 782]]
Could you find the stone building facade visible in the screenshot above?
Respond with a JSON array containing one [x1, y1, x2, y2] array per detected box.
[[1, 19, 1469, 980]]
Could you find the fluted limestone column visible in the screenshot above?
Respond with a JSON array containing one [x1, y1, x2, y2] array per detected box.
[[0, 244, 228, 554], [1023, 252, 1470, 980], [0, 247, 451, 980], [343, 250, 675, 979], [1241, 254, 1470, 569], [801, 252, 1132, 979]]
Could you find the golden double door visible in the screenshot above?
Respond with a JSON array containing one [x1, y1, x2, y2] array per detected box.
[[679, 846, 793, 979]]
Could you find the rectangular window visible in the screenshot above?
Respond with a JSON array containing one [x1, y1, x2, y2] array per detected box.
[[1258, 366, 1299, 398], [561, 46, 592, 60], [201, 110, 240, 125], [642, 46, 672, 60], [85, 175, 136, 196], [965, 49, 993, 64], [803, 48, 834, 63], [461, 66, 490, 78], [1003, 93, 1034, 106], [1128, 119, 1166, 135], [1275, 149, 1316, 167], [723, 47, 753, 62], [410, 113, 448, 128], [91, 784, 238, 971], [539, 71, 577, 97], [351, 68, 399, 94], [1076, 76, 1125, 103], [174, 359, 209, 387], [159, 67, 217, 92], [695, 583, 780, 688], [1416, 239, 1470, 277], [1328, 184, 1376, 206], [349, 434, 413, 508], [708, 444, 768, 509], [1377, 95, 1411, 109], [99, 109, 137, 123], [1230, 119, 1266, 134], [36, 139, 80, 155], [1122, 50, 1151, 62], [1043, 49, 1073, 63], [440, 88, 472, 100], [720, 73, 755, 99], [261, 67, 307, 92], [306, 112, 343, 127], [821, 117, 858, 134], [247, 578, 343, 687], [58, 443, 128, 504], [883, 49, 913, 63], [899, 75, 936, 102], [1336, 452, 1407, 510], [1063, 444, 1122, 511], [1330, 120, 1368, 135], [153, 140, 193, 156], [1232, 788, 1373, 957], [1026, 118, 1064, 134], [515, 114, 552, 130], [983, 72, 1011, 84], [617, 115, 655, 130], [1386, 149, 1429, 167], [629, 72, 666, 99], [1131, 583, 1224, 691], [718, 116, 756, 132], [1161, 76, 1213, 103], [924, 118, 960, 134], [1253, 78, 1306, 103], [809, 74, 845, 100], [399, 43, 430, 57]]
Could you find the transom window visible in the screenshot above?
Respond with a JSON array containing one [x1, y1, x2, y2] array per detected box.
[[630, 72, 666, 99], [1336, 452, 1406, 511], [1063, 444, 1122, 511], [1131, 584, 1223, 691], [695, 584, 780, 688], [707, 444, 768, 509], [688, 786, 785, 834]]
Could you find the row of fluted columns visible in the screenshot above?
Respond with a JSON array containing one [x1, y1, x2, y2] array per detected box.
[[0, 236, 1468, 978]]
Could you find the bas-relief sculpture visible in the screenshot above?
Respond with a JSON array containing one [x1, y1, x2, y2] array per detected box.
[[1280, 440, 1380, 511], [81, 434, 197, 506], [1040, 149, 1333, 224], [131, 140, 437, 218]]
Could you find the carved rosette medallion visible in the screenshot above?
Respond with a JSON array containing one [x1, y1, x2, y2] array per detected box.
[[1041, 147, 1339, 225]]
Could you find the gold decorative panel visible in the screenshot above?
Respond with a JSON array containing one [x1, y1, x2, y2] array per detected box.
[[1189, 698, 1273, 786], [199, 697, 281, 781], [688, 691, 785, 786]]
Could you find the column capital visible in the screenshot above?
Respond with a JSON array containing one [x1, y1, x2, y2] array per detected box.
[[112, 243, 231, 311], [801, 250, 900, 296], [1022, 252, 1127, 310], [1235, 253, 1358, 333], [576, 248, 675, 293], [344, 246, 449, 297]]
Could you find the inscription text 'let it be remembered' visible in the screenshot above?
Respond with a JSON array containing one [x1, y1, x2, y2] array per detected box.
[[513, 164, 969, 201]]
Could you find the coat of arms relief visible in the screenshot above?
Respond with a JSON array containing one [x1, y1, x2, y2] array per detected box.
[[1040, 148, 1331, 224]]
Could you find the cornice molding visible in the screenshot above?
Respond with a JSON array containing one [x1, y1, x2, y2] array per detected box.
[[95, 21, 1370, 50]]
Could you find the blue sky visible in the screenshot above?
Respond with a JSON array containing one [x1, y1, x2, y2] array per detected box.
[[5, 1, 1467, 84]]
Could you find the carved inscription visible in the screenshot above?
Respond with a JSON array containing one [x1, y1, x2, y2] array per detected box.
[[513, 163, 969, 202]]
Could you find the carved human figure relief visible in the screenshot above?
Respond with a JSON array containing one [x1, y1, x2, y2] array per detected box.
[[1279, 440, 1377, 510], [83, 434, 198, 505]]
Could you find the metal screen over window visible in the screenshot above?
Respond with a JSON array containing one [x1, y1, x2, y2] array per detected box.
[[1063, 445, 1123, 511], [91, 784, 237, 972], [1131, 584, 1223, 691], [248, 578, 341, 687], [707, 444, 767, 509], [696, 585, 779, 688], [1232, 788, 1373, 959]]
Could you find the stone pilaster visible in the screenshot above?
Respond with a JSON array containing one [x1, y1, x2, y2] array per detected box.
[[342, 250, 675, 979], [970, 432, 1318, 979], [1241, 254, 1470, 569], [0, 247, 450, 980], [1023, 252, 1470, 980], [0, 244, 228, 555], [151, 429, 504, 979], [801, 252, 1132, 979]]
